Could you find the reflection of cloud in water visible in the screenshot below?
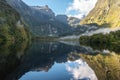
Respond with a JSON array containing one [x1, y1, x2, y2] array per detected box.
[[66, 59, 98, 80]]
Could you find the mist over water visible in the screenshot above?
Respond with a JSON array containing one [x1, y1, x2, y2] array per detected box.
[[82, 27, 120, 36], [59, 26, 120, 40]]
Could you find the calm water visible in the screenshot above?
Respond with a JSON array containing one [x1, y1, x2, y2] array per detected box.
[[0, 41, 120, 80]]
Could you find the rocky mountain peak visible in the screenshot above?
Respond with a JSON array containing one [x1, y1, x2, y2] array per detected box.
[[32, 5, 55, 18]]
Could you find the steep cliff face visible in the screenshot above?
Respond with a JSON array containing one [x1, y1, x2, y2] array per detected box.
[[80, 0, 120, 28], [0, 0, 30, 43], [32, 5, 55, 18], [7, 0, 73, 37], [56, 15, 68, 24]]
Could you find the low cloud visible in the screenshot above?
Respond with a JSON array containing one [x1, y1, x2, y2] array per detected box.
[[82, 27, 120, 36], [66, 0, 97, 19]]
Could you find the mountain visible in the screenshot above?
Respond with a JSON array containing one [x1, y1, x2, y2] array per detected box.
[[7, 0, 50, 23], [55, 15, 68, 24], [0, 0, 30, 43], [56, 15, 81, 27], [68, 17, 81, 27], [32, 5, 55, 18], [7, 0, 73, 37], [80, 0, 120, 28]]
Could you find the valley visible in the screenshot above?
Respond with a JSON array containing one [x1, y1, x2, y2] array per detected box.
[[0, 0, 120, 80]]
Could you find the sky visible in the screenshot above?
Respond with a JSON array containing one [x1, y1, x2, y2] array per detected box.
[[23, 0, 97, 19]]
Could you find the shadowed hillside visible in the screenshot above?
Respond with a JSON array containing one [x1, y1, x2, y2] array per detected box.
[[0, 0, 31, 44]]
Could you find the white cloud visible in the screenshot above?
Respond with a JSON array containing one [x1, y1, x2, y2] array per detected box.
[[66, 59, 98, 80], [66, 0, 97, 19]]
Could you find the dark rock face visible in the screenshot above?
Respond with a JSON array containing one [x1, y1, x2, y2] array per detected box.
[[7, 0, 73, 37], [32, 5, 55, 18], [56, 15, 68, 24]]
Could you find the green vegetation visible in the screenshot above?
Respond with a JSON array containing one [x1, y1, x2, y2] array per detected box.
[[0, 40, 29, 79], [80, 0, 120, 28], [0, 0, 31, 44], [80, 52, 120, 80], [79, 30, 120, 53]]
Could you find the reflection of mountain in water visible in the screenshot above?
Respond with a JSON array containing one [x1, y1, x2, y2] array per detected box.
[[5, 41, 89, 80], [80, 52, 120, 80], [0, 41, 28, 80], [3, 41, 120, 80]]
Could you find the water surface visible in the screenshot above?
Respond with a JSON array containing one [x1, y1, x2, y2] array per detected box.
[[0, 41, 120, 80]]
